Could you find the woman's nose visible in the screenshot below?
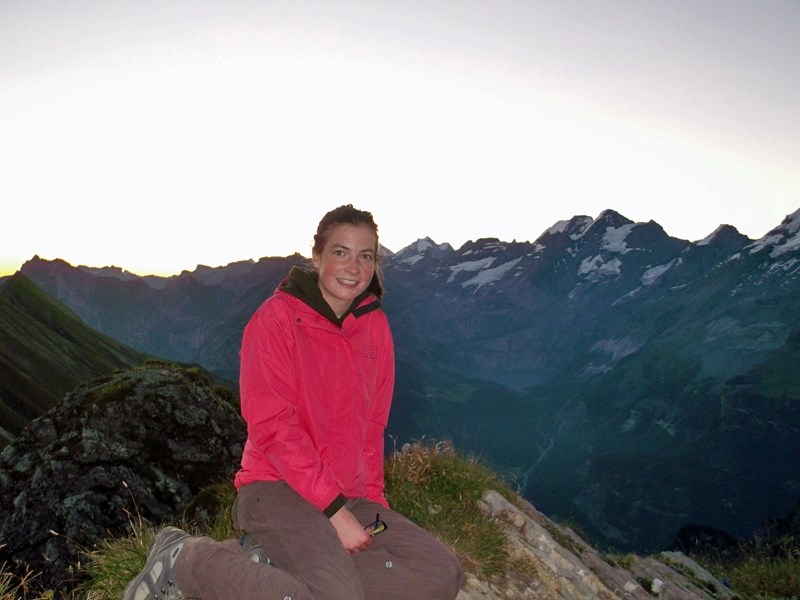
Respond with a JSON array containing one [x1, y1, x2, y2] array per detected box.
[[345, 255, 359, 272]]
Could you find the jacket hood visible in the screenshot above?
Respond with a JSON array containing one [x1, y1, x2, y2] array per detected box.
[[279, 267, 379, 326]]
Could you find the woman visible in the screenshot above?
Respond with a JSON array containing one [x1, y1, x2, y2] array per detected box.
[[123, 205, 463, 600]]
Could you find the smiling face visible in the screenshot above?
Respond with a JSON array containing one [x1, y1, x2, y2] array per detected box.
[[312, 223, 377, 317]]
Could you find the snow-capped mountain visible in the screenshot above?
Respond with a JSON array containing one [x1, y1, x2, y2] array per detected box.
[[11, 208, 800, 553]]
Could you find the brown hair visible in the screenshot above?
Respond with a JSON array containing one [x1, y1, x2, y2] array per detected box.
[[313, 204, 384, 300]]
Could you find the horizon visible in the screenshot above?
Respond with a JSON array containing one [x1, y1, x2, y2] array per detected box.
[[4, 205, 798, 279]]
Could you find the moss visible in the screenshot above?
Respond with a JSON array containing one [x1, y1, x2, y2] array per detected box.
[[85, 378, 137, 409]]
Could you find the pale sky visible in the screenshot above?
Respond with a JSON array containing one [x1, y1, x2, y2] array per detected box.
[[2, 0, 799, 276]]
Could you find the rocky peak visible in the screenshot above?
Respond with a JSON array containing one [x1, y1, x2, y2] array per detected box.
[[590, 209, 635, 232], [538, 215, 595, 242], [747, 208, 800, 258], [393, 237, 455, 267], [694, 224, 749, 249]]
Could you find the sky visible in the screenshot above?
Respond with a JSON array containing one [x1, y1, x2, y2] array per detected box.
[[2, 0, 799, 277]]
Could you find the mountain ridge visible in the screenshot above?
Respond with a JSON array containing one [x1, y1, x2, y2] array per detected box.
[[0, 273, 147, 446], [8, 207, 800, 552]]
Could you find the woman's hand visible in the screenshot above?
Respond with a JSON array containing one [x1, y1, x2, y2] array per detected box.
[[329, 506, 373, 553]]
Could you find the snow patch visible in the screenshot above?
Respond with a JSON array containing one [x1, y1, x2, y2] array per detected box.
[[546, 220, 571, 235], [621, 410, 639, 432], [584, 338, 642, 375], [541, 215, 594, 240], [461, 257, 523, 290], [601, 224, 636, 254], [748, 209, 800, 258], [591, 338, 642, 361], [612, 286, 643, 305], [399, 254, 425, 266], [578, 256, 622, 277], [569, 216, 596, 240], [447, 257, 497, 282], [773, 230, 800, 257], [395, 238, 452, 265], [767, 258, 799, 275], [641, 260, 675, 285], [577, 224, 636, 279]]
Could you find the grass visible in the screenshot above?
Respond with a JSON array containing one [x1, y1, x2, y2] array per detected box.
[[1, 439, 517, 599], [74, 515, 157, 600], [384, 439, 519, 578], [707, 539, 800, 600], [8, 439, 797, 599], [0, 556, 49, 600], [73, 482, 239, 600]]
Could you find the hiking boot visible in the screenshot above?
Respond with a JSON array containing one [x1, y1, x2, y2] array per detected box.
[[240, 531, 272, 565], [121, 526, 192, 600]]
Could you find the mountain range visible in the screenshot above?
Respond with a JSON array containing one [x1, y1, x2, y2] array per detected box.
[[5, 207, 799, 553]]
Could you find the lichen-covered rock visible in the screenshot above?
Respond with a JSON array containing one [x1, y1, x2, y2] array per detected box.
[[0, 361, 245, 593]]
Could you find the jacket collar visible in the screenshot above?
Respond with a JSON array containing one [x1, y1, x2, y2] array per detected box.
[[279, 267, 381, 326]]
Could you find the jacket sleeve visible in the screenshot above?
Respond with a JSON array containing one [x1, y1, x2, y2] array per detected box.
[[239, 301, 342, 513], [363, 317, 395, 508]]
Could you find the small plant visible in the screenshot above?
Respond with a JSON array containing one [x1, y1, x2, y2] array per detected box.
[[0, 561, 48, 600], [76, 509, 159, 600], [709, 540, 800, 599], [183, 480, 239, 542], [183, 366, 211, 387], [86, 378, 136, 407], [636, 576, 657, 596], [541, 520, 588, 556], [384, 439, 515, 578], [604, 552, 635, 570], [210, 384, 237, 407], [78, 480, 239, 599]]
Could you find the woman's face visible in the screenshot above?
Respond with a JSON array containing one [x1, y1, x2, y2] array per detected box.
[[313, 223, 377, 317]]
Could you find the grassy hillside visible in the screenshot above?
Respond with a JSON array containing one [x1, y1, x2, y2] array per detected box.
[[0, 273, 147, 446]]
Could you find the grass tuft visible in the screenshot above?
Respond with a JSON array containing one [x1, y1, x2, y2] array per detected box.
[[708, 539, 800, 600], [0, 556, 49, 600], [76, 480, 241, 600], [74, 510, 158, 600], [384, 439, 516, 578]]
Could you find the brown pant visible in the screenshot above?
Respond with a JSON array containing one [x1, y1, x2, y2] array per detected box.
[[175, 480, 463, 599]]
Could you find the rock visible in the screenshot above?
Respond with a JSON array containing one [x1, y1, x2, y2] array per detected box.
[[0, 362, 245, 593], [455, 489, 738, 599]]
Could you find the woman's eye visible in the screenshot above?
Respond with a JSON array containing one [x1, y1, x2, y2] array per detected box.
[[361, 254, 375, 262]]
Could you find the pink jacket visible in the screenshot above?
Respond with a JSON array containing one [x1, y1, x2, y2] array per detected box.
[[234, 281, 395, 514]]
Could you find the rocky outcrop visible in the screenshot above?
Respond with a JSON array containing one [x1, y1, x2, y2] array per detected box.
[[0, 362, 246, 593], [457, 490, 738, 599]]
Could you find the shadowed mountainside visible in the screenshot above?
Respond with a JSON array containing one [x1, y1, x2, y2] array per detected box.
[[0, 273, 147, 447]]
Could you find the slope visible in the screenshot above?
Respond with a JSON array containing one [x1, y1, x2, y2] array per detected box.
[[0, 273, 147, 446]]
